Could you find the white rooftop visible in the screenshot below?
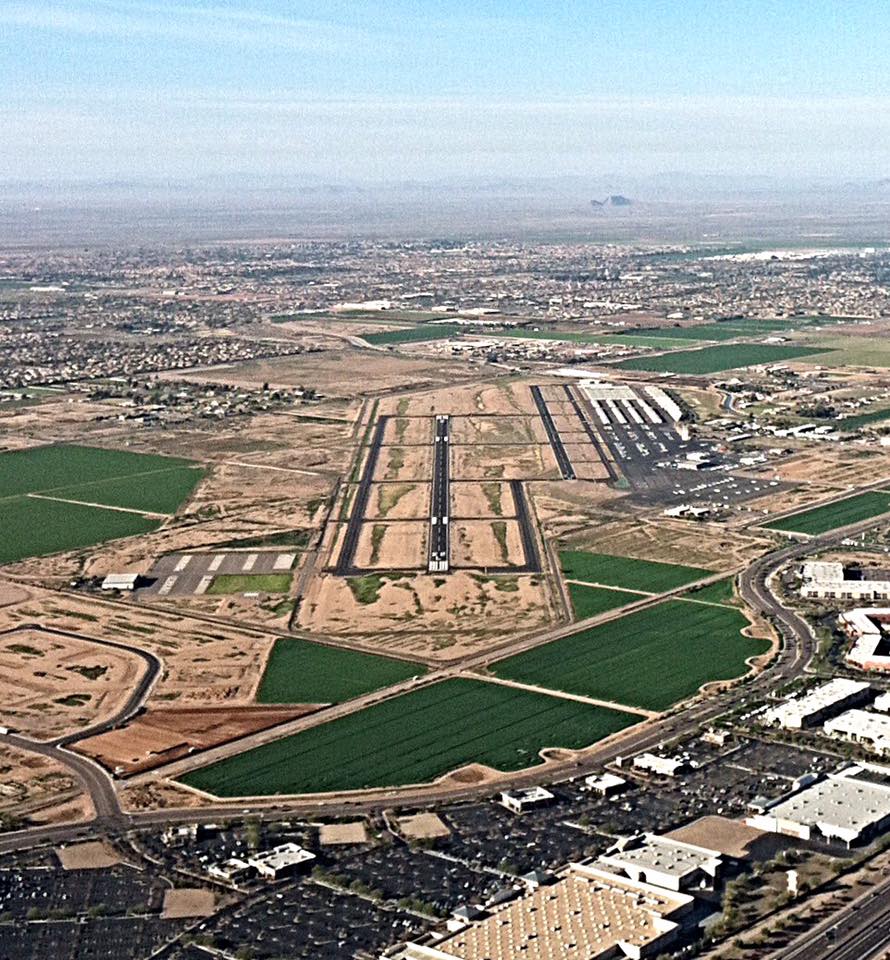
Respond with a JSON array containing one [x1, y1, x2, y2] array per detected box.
[[824, 709, 890, 747], [599, 834, 722, 881], [762, 678, 871, 727], [761, 766, 890, 840]]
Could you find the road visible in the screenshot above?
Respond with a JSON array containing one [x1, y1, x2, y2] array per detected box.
[[428, 415, 450, 572], [767, 870, 890, 959], [4, 486, 890, 876], [531, 384, 575, 479], [562, 383, 618, 482], [334, 414, 388, 574]]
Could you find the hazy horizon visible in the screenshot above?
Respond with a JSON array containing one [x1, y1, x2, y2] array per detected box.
[[4, 1, 890, 186]]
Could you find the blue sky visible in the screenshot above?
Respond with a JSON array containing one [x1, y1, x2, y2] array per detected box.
[[2, 0, 889, 182]]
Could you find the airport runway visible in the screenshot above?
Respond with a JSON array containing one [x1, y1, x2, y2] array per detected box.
[[335, 415, 388, 575], [428, 415, 450, 572], [530, 385, 575, 479]]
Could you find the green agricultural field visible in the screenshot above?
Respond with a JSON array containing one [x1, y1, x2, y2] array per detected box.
[[207, 574, 293, 595], [617, 320, 794, 342], [0, 497, 160, 565], [180, 678, 638, 796], [492, 600, 768, 712], [0, 444, 197, 499], [681, 576, 738, 606], [614, 343, 829, 375], [363, 325, 461, 345], [837, 407, 890, 431], [0, 444, 204, 565], [763, 491, 890, 536], [257, 638, 422, 704], [493, 329, 690, 349], [560, 550, 713, 593], [568, 583, 641, 620], [46, 466, 204, 515]]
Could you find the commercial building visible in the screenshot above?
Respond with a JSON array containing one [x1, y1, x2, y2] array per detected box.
[[207, 857, 253, 884], [585, 772, 627, 797], [246, 843, 315, 880], [747, 764, 890, 847], [800, 562, 890, 602], [498, 787, 555, 815], [823, 709, 890, 754], [597, 834, 723, 893], [390, 863, 695, 960], [761, 678, 873, 730], [101, 573, 141, 591], [840, 608, 890, 671], [632, 753, 687, 778]]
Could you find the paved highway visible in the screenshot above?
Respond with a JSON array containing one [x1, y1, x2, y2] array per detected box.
[[767, 869, 890, 959]]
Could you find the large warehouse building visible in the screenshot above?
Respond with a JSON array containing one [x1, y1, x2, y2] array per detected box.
[[391, 863, 695, 960], [747, 764, 890, 847], [761, 678, 873, 730]]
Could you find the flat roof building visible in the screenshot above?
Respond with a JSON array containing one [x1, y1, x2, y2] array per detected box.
[[632, 753, 687, 777], [391, 863, 695, 960], [247, 842, 315, 880], [801, 562, 890, 602], [498, 786, 555, 814], [597, 834, 723, 893], [761, 678, 872, 730], [101, 573, 141, 591], [585, 772, 628, 797], [840, 608, 890, 671], [824, 709, 890, 754], [747, 764, 890, 847]]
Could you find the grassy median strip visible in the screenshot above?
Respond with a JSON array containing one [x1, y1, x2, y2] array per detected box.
[[180, 678, 639, 796], [206, 574, 293, 595]]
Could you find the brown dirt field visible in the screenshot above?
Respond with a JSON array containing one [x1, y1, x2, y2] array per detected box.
[[319, 821, 370, 845], [564, 518, 769, 571], [162, 888, 217, 919], [0, 627, 146, 741], [56, 840, 122, 870], [0, 588, 280, 711], [374, 444, 432, 482], [0, 582, 30, 607], [119, 778, 208, 812], [452, 443, 559, 481], [550, 413, 581, 434], [563, 442, 606, 467], [74, 705, 320, 775], [449, 415, 546, 446], [0, 742, 89, 825], [572, 460, 614, 481], [450, 481, 512, 518], [397, 812, 450, 840], [365, 482, 430, 521], [297, 571, 555, 659], [378, 381, 538, 418], [772, 447, 890, 492], [665, 815, 769, 859], [451, 520, 526, 567], [383, 417, 433, 445], [162, 347, 476, 397], [353, 521, 427, 569]]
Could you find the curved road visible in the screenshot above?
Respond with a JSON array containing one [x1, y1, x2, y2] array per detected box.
[[2, 505, 886, 857]]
